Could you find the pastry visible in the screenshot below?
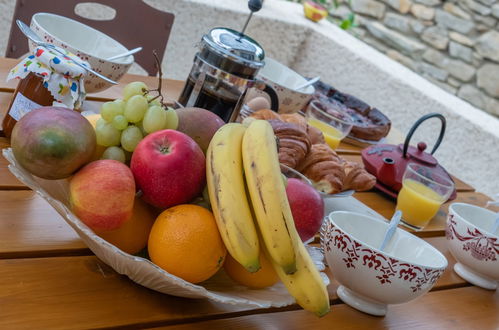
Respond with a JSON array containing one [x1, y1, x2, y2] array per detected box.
[[298, 144, 345, 194], [249, 109, 281, 121], [268, 120, 311, 169], [343, 161, 376, 191], [280, 113, 325, 144], [313, 81, 391, 141]]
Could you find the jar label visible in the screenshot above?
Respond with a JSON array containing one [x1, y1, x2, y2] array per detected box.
[[8, 92, 43, 121]]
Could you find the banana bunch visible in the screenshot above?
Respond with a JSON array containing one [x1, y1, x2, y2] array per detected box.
[[206, 123, 260, 273], [206, 120, 330, 317]]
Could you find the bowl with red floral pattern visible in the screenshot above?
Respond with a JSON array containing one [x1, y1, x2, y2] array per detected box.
[[446, 203, 499, 290], [30, 13, 133, 93], [321, 211, 448, 316]]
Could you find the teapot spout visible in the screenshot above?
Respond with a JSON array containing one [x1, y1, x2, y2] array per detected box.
[[379, 157, 398, 188]]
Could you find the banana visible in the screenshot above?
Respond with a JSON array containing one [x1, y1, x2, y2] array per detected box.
[[265, 241, 330, 317], [242, 120, 297, 274], [206, 123, 260, 273]]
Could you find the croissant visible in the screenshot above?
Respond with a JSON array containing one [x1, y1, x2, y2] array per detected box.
[[250, 109, 281, 121], [277, 113, 326, 144], [343, 161, 376, 191], [298, 144, 345, 194], [268, 120, 311, 169], [280, 113, 307, 130]]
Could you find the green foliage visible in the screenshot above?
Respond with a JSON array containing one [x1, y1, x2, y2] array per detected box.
[[287, 0, 357, 31]]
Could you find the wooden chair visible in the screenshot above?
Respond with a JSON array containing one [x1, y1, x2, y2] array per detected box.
[[5, 0, 174, 76]]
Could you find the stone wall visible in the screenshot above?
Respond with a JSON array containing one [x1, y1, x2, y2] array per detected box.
[[330, 0, 499, 116]]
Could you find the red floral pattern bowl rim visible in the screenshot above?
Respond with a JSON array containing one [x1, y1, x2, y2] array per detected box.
[[448, 203, 498, 239], [325, 211, 448, 270], [32, 12, 134, 65]]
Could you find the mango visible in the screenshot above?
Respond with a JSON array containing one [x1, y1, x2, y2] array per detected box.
[[11, 107, 96, 180], [70, 160, 135, 231], [175, 107, 224, 153]]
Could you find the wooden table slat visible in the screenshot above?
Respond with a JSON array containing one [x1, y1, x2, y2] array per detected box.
[[0, 57, 185, 101], [153, 286, 499, 330], [0, 235, 472, 329], [340, 153, 475, 192], [354, 190, 498, 237], [0, 190, 88, 258]]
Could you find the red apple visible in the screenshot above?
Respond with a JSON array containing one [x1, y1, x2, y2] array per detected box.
[[130, 129, 206, 209], [286, 178, 325, 242]]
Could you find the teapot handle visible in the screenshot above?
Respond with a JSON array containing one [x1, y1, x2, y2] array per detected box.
[[402, 113, 446, 158]]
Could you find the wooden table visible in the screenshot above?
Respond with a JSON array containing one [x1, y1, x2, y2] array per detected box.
[[0, 57, 497, 329]]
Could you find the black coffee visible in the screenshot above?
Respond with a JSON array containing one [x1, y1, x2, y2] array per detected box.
[[178, 76, 242, 123]]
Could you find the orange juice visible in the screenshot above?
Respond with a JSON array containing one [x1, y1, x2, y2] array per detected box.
[[396, 179, 445, 229], [307, 118, 343, 149]]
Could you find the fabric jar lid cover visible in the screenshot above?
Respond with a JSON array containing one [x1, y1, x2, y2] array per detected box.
[[7, 46, 89, 109]]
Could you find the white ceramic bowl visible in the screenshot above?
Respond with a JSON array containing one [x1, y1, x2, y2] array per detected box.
[[247, 58, 314, 114], [321, 211, 448, 316], [446, 203, 499, 290], [30, 13, 134, 93]]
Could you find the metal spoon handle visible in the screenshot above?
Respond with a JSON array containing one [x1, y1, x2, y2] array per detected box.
[[107, 47, 142, 61], [43, 43, 117, 85], [295, 76, 320, 91], [491, 215, 499, 235], [380, 210, 402, 251]]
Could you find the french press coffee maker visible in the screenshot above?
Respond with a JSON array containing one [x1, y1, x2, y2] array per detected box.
[[177, 0, 278, 122]]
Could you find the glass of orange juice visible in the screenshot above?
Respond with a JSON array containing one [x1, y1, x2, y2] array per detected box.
[[396, 163, 454, 231], [305, 100, 353, 150]]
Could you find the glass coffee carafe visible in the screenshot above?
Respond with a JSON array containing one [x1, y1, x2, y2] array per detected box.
[[178, 27, 278, 122]]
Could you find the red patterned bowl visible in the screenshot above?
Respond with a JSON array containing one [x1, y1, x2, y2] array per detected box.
[[30, 13, 133, 93], [321, 211, 447, 316], [446, 203, 499, 290]]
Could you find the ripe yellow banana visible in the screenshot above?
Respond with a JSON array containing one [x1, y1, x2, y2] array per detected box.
[[242, 120, 297, 274], [206, 123, 260, 273], [265, 241, 330, 317]]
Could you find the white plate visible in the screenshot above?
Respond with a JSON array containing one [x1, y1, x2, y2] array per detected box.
[[3, 148, 328, 308]]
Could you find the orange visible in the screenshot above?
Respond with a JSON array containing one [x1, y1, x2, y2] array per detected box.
[[148, 204, 226, 283], [224, 252, 279, 289], [95, 198, 157, 254]]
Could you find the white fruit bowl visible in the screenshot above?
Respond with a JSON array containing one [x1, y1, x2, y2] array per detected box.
[[321, 211, 448, 316], [446, 203, 499, 290], [29, 13, 133, 93], [2, 148, 328, 308]]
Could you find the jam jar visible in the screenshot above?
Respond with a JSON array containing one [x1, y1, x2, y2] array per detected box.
[[2, 46, 87, 137]]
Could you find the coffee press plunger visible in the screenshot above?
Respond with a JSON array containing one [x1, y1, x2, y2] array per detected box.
[[177, 0, 279, 122]]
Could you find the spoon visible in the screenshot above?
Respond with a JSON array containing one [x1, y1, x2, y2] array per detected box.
[[379, 210, 402, 251], [295, 76, 320, 91], [107, 47, 142, 61], [16, 20, 117, 85], [491, 215, 499, 236], [486, 196, 499, 235]]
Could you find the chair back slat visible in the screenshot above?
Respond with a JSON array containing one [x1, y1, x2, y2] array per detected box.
[[6, 0, 174, 76]]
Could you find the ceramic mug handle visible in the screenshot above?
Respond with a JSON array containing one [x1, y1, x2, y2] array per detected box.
[[254, 80, 279, 112]]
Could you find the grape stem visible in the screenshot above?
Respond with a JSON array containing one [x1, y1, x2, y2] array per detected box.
[[146, 50, 171, 108]]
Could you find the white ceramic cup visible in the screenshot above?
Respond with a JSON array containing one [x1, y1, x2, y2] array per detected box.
[[446, 203, 499, 290], [246, 58, 314, 114]]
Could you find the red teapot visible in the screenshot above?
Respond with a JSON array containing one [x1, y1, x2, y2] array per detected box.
[[361, 113, 457, 200]]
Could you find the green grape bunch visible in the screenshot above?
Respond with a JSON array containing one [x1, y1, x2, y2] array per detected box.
[[95, 81, 179, 163]]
